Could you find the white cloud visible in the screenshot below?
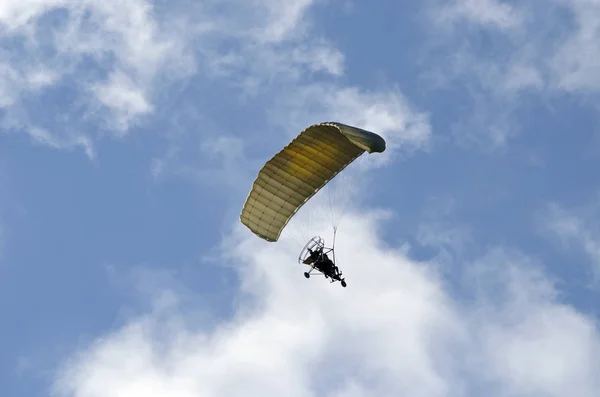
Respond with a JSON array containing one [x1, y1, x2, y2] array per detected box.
[[1, 108, 97, 159], [416, 197, 472, 260], [271, 84, 431, 167], [256, 0, 316, 43], [192, 135, 252, 190], [193, 0, 317, 45], [0, 0, 67, 32], [428, 0, 600, 98], [51, 210, 600, 397], [434, 0, 524, 30], [449, 96, 517, 151], [463, 248, 600, 397], [480, 305, 600, 397], [142, 0, 431, 187], [2, 0, 427, 177], [423, 0, 600, 149], [422, 1, 529, 149], [0, 0, 197, 156], [549, 0, 600, 93], [542, 201, 600, 283], [52, 212, 460, 397], [89, 70, 153, 134]]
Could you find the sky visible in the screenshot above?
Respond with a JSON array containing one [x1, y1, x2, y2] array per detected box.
[[1, 0, 600, 396]]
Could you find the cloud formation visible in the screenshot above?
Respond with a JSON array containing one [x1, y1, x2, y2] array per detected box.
[[543, 201, 600, 284], [424, 0, 600, 149], [52, 212, 600, 397], [0, 0, 196, 156]]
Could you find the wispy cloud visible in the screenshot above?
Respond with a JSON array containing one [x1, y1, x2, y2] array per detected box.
[[549, 0, 600, 93], [0, 0, 197, 156], [542, 201, 600, 284], [416, 197, 473, 263], [463, 247, 600, 397], [433, 0, 524, 30], [423, 0, 600, 150], [146, 0, 431, 188], [270, 84, 431, 164]]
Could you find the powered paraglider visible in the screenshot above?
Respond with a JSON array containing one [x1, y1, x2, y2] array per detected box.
[[239, 122, 386, 286]]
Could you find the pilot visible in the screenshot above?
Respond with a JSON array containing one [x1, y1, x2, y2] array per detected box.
[[309, 249, 336, 276]]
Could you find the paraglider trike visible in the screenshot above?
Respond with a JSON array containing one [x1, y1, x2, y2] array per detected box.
[[298, 236, 347, 287]]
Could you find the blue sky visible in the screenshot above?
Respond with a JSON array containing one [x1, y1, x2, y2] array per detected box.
[[2, 1, 600, 396]]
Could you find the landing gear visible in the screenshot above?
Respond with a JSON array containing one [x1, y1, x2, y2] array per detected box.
[[304, 272, 310, 278]]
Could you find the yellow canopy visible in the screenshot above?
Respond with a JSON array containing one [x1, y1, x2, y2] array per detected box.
[[240, 122, 386, 242]]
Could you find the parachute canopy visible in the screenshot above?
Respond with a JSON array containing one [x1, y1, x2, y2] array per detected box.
[[240, 122, 386, 242]]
